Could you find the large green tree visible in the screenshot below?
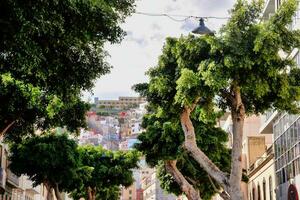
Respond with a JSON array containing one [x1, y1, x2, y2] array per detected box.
[[0, 0, 135, 140], [72, 145, 140, 200], [71, 185, 120, 200], [134, 111, 231, 200], [135, 0, 300, 199], [9, 133, 81, 200]]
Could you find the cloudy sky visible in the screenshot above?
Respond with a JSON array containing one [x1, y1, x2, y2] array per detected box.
[[84, 0, 235, 101]]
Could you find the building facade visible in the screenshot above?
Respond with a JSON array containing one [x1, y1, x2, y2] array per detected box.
[[268, 113, 300, 200], [260, 0, 300, 199], [142, 171, 176, 200], [96, 97, 146, 110], [248, 145, 276, 200]]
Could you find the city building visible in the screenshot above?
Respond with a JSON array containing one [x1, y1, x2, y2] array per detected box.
[[142, 170, 177, 200], [259, 0, 300, 199], [260, 112, 300, 200], [216, 114, 274, 200], [96, 97, 146, 110], [120, 184, 136, 200], [94, 97, 99, 105], [247, 143, 276, 200]]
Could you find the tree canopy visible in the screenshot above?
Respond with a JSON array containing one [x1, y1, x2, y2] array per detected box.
[[134, 0, 300, 199], [72, 145, 140, 200], [135, 111, 231, 200], [9, 134, 140, 200], [9, 133, 80, 200], [0, 0, 135, 140], [134, 36, 230, 199]]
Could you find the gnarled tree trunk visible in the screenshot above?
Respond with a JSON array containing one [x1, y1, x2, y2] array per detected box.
[[165, 160, 201, 200], [180, 107, 230, 193], [44, 182, 54, 200], [87, 186, 97, 200], [54, 183, 63, 200]]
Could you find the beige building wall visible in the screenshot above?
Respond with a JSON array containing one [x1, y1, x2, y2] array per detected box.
[[121, 184, 137, 200], [248, 148, 276, 200], [218, 115, 272, 200]]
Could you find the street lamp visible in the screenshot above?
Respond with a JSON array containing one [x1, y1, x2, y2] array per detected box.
[[192, 18, 215, 35]]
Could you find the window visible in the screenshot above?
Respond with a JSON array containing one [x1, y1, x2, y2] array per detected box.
[[263, 180, 266, 200], [269, 176, 273, 200], [258, 184, 261, 200]]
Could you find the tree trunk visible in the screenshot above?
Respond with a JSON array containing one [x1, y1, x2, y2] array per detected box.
[[229, 86, 245, 200], [54, 183, 63, 200], [91, 187, 96, 200], [45, 183, 54, 200], [165, 160, 201, 200], [87, 187, 93, 200], [180, 107, 230, 193]]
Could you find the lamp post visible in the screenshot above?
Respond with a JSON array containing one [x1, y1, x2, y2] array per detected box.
[[192, 18, 215, 35]]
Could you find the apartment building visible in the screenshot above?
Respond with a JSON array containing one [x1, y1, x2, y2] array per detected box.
[[260, 111, 300, 200], [247, 142, 276, 200], [259, 0, 300, 199], [96, 97, 146, 109], [142, 171, 176, 200], [215, 114, 274, 200]]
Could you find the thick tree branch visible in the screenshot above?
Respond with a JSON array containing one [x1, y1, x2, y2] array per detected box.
[[54, 183, 63, 200], [180, 107, 230, 193], [220, 89, 234, 104], [0, 120, 16, 136], [165, 160, 201, 200], [207, 175, 230, 200]]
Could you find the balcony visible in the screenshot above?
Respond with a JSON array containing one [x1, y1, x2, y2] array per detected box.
[[7, 170, 19, 187], [259, 110, 279, 134], [262, 0, 276, 20]]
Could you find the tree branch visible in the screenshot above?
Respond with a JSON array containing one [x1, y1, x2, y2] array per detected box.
[[165, 160, 201, 200], [220, 89, 234, 104], [0, 120, 16, 136], [207, 175, 230, 200], [180, 107, 230, 193]]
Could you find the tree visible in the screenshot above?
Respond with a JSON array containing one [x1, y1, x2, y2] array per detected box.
[[9, 133, 81, 200], [134, 0, 300, 199], [71, 185, 120, 200], [0, 0, 135, 140], [72, 145, 140, 200], [134, 111, 231, 200]]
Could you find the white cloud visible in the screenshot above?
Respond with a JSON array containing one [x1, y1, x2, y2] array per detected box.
[[84, 0, 234, 101]]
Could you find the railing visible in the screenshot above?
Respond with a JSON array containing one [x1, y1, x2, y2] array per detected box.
[[266, 145, 274, 156], [264, 109, 275, 122], [7, 170, 19, 186]]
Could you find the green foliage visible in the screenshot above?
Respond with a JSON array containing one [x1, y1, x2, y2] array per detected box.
[[135, 111, 230, 199], [71, 145, 140, 199], [134, 1, 300, 198], [9, 133, 80, 191], [202, 0, 300, 114], [9, 134, 140, 199], [134, 36, 230, 199], [0, 0, 135, 140]]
